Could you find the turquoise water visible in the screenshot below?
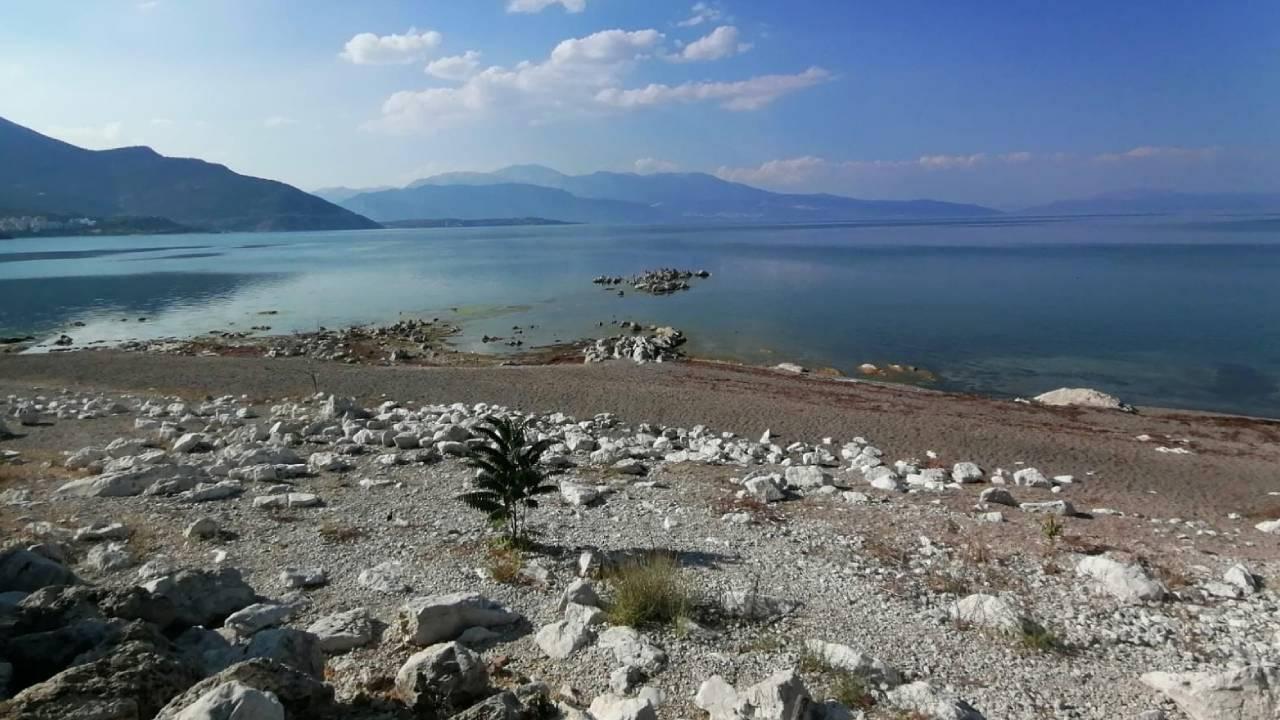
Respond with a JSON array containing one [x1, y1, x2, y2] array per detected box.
[[2, 217, 1279, 417]]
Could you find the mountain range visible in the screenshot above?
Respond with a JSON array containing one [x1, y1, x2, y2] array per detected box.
[[327, 165, 1001, 224], [1021, 189, 1280, 216], [0, 116, 377, 232]]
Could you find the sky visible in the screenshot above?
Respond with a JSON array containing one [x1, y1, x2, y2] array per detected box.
[[1, 0, 1277, 208]]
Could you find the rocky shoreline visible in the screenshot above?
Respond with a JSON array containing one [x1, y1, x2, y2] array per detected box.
[[2, 361, 1279, 719]]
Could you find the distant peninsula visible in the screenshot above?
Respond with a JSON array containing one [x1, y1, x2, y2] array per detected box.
[[0, 213, 195, 239], [381, 217, 578, 229]]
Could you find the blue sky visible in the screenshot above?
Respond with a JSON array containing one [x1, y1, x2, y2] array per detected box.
[[1, 0, 1276, 207]]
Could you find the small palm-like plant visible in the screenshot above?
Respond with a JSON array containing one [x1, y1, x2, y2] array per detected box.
[[457, 415, 556, 546]]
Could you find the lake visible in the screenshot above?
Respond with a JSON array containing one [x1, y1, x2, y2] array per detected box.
[[2, 216, 1279, 418]]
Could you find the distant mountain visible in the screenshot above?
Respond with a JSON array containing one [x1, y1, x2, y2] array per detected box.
[[0, 116, 379, 232], [1022, 190, 1280, 216], [396, 165, 999, 222], [311, 185, 395, 204], [382, 217, 576, 229], [340, 183, 664, 224]]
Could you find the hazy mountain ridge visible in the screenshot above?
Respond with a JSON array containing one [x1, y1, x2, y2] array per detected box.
[[1021, 189, 1280, 216], [340, 183, 665, 225], [343, 164, 1000, 224], [0, 116, 379, 232]]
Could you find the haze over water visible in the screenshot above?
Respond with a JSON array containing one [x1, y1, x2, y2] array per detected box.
[[3, 216, 1278, 418]]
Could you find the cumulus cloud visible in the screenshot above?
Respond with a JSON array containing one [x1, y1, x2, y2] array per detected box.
[[596, 66, 830, 111], [426, 51, 482, 81], [46, 121, 124, 149], [677, 2, 722, 27], [374, 28, 666, 132], [672, 26, 750, 62], [634, 158, 679, 173], [340, 28, 442, 65], [506, 0, 587, 14], [373, 26, 824, 132]]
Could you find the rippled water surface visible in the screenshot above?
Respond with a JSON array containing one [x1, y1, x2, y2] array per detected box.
[[2, 216, 1278, 417]]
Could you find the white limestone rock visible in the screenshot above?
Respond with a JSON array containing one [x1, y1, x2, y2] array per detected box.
[[1076, 556, 1166, 604]]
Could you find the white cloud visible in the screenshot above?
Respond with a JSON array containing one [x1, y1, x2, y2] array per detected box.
[[339, 28, 442, 65], [672, 26, 750, 62], [264, 115, 296, 129], [373, 27, 823, 132], [426, 51, 483, 81], [917, 153, 986, 169], [550, 29, 663, 64], [45, 122, 124, 149], [634, 158, 679, 174], [595, 66, 830, 111], [677, 2, 722, 27], [374, 28, 665, 132], [506, 0, 587, 14], [137, 1, 160, 10], [715, 156, 826, 186], [1095, 145, 1217, 162]]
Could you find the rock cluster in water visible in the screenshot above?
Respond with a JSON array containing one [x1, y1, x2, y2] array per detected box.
[[593, 268, 711, 296], [584, 326, 686, 364]]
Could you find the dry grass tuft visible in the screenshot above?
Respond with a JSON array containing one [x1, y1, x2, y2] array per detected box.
[[318, 521, 365, 543], [604, 551, 692, 628], [485, 544, 528, 585]]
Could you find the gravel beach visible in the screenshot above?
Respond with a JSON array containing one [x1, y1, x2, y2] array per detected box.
[[3, 350, 1280, 719]]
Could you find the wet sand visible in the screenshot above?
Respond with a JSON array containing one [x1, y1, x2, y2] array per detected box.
[[3, 351, 1279, 521]]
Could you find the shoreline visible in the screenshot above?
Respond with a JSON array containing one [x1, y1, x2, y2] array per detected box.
[[2, 348, 1278, 523]]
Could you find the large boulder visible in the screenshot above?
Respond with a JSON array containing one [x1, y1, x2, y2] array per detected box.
[[886, 681, 985, 720], [307, 608, 374, 653], [695, 670, 811, 720], [397, 593, 519, 646], [589, 693, 658, 720], [453, 683, 553, 720], [156, 660, 334, 720], [242, 629, 324, 678], [1075, 556, 1166, 604], [1141, 665, 1280, 720], [949, 594, 1037, 635], [596, 626, 667, 674], [395, 641, 490, 712], [0, 640, 201, 720], [140, 568, 257, 628], [171, 681, 283, 720], [783, 466, 831, 490], [0, 549, 78, 593], [803, 640, 902, 687], [56, 465, 205, 498], [1033, 387, 1133, 412], [535, 603, 603, 659]]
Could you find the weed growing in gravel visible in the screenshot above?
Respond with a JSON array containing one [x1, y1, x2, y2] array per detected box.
[[1018, 625, 1065, 654], [604, 551, 692, 628], [318, 521, 365, 543], [799, 647, 876, 710], [458, 415, 556, 546], [486, 544, 526, 585], [829, 671, 876, 710], [1040, 515, 1064, 545]]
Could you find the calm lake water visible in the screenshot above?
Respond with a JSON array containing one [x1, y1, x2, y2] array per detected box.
[[3, 216, 1279, 418]]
